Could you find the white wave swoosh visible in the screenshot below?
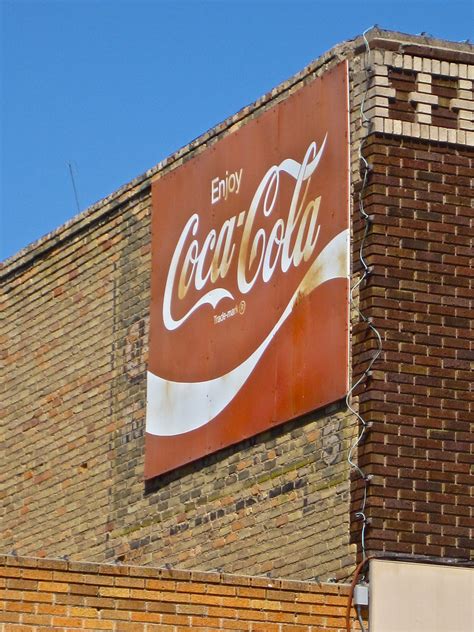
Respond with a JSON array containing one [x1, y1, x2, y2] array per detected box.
[[146, 228, 348, 437]]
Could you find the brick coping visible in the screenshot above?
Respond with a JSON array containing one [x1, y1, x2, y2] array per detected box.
[[0, 554, 350, 595]]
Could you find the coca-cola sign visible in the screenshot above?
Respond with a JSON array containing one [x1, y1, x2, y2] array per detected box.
[[145, 62, 349, 479]]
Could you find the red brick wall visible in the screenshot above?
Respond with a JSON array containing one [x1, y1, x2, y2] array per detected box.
[[0, 555, 359, 632], [352, 134, 473, 559]]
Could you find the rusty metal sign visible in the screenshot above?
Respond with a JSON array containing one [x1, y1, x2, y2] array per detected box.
[[145, 62, 349, 479]]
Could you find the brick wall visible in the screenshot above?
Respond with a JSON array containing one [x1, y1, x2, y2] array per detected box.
[[0, 40, 360, 581], [353, 134, 473, 559], [350, 39, 473, 559], [1, 30, 472, 585], [0, 555, 359, 631]]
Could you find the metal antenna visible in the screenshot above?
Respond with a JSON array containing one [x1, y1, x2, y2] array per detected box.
[[67, 161, 81, 213]]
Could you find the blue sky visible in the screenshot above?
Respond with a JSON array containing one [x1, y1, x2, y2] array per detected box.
[[1, 0, 472, 261]]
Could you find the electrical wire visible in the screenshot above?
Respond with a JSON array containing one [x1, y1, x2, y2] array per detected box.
[[345, 556, 373, 632], [357, 605, 367, 632], [345, 26, 383, 565]]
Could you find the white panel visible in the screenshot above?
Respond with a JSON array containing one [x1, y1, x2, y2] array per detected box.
[[370, 560, 474, 632]]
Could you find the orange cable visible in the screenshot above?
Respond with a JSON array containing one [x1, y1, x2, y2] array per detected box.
[[345, 556, 373, 632]]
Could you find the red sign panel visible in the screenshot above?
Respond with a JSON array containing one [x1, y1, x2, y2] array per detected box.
[[145, 62, 349, 479]]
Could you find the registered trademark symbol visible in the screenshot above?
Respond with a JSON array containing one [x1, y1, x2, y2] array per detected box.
[[239, 300, 246, 315]]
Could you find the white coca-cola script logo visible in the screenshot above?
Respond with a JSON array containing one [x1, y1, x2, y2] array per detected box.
[[147, 136, 348, 437], [163, 138, 326, 331]]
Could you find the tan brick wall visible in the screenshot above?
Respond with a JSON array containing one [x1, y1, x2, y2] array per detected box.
[[1, 40, 361, 582], [0, 555, 359, 632]]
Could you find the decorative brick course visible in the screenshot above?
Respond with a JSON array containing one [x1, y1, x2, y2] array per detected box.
[[368, 46, 474, 143]]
